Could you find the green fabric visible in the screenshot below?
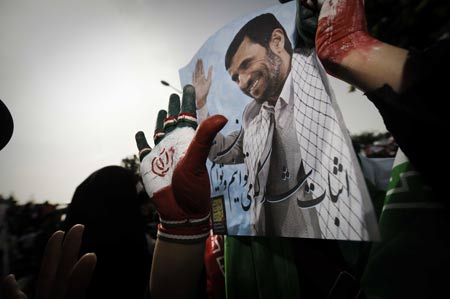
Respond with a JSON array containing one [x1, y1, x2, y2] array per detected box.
[[225, 236, 300, 299], [180, 85, 197, 116], [361, 151, 450, 298], [154, 110, 167, 145], [178, 85, 198, 129], [167, 93, 181, 117]]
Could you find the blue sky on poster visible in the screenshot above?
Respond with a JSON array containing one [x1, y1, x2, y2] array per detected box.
[[0, 0, 386, 204]]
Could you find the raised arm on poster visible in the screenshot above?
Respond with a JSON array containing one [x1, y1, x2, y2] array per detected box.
[[179, 1, 379, 241]]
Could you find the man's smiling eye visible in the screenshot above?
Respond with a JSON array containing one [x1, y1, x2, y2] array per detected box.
[[240, 58, 251, 70]]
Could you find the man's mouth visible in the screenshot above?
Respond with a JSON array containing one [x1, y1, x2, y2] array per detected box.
[[249, 79, 259, 96]]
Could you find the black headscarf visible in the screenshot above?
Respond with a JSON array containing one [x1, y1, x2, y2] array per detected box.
[[64, 165, 151, 299]]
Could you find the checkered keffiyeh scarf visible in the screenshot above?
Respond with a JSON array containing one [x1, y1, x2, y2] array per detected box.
[[243, 103, 275, 203], [291, 50, 373, 240]]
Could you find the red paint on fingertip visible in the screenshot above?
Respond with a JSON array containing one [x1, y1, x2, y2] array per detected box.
[[316, 0, 380, 65], [195, 114, 228, 146]]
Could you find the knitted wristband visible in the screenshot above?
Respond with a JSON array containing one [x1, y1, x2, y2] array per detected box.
[[157, 213, 211, 244]]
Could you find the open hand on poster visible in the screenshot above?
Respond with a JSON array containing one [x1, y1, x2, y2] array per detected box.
[[192, 59, 213, 110], [135, 85, 227, 243]]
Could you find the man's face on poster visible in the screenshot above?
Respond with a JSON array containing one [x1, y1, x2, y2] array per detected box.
[[227, 35, 284, 104]]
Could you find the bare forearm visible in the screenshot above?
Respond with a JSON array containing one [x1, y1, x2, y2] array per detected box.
[[314, 0, 409, 93], [333, 41, 409, 93]]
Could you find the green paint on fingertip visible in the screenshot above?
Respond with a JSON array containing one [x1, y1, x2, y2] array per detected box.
[[168, 94, 181, 117], [155, 110, 167, 131]]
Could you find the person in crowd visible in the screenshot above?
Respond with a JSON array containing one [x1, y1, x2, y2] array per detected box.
[[301, 0, 450, 298], [62, 165, 152, 299]]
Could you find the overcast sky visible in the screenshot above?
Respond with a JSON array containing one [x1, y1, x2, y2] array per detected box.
[[0, 0, 386, 204]]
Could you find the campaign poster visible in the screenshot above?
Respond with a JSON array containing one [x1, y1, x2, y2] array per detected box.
[[179, 2, 379, 240]]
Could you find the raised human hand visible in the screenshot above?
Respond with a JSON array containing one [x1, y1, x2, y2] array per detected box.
[[192, 59, 212, 110], [135, 85, 227, 243], [0, 225, 97, 299], [312, 0, 377, 73], [301, 0, 405, 93]]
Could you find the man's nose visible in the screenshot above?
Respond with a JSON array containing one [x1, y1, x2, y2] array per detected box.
[[238, 73, 250, 90]]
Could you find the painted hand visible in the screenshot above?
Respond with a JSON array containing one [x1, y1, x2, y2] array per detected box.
[[314, 0, 378, 73], [135, 85, 227, 243]]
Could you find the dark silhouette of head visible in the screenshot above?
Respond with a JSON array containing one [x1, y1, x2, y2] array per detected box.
[[64, 166, 151, 299]]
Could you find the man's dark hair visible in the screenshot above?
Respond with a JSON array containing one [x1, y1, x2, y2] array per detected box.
[[225, 13, 293, 70]]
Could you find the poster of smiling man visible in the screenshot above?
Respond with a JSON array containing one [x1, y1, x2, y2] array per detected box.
[[179, 1, 379, 240]]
